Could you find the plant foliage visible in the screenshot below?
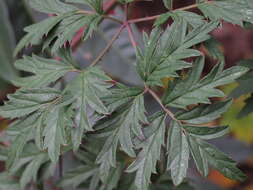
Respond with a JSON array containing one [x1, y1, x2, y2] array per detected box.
[[0, 0, 252, 189]]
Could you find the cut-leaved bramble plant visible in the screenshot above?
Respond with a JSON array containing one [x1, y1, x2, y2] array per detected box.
[[0, 0, 253, 189]]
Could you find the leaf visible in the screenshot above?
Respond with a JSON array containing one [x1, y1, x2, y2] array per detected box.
[[13, 55, 75, 88], [50, 13, 102, 53], [176, 99, 233, 124], [6, 113, 41, 169], [191, 138, 247, 181], [163, 0, 173, 10], [66, 0, 104, 14], [14, 14, 71, 56], [163, 57, 249, 109], [198, 0, 253, 26], [29, 0, 77, 15], [0, 173, 20, 190], [187, 136, 209, 177], [230, 59, 253, 98], [126, 115, 166, 190], [96, 90, 148, 181], [184, 125, 229, 140], [43, 107, 70, 162], [167, 121, 189, 186], [137, 20, 218, 86], [0, 0, 18, 82], [0, 88, 68, 119], [59, 166, 98, 188], [66, 67, 112, 150], [19, 153, 48, 189]]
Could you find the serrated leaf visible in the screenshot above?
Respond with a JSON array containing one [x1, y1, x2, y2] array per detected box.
[[184, 125, 229, 140], [12, 55, 75, 88], [137, 20, 218, 86], [66, 0, 103, 14], [0, 0, 18, 82], [163, 57, 249, 109], [187, 136, 209, 177], [29, 0, 77, 15], [66, 67, 112, 150], [43, 107, 70, 162], [96, 92, 148, 181], [176, 99, 232, 124], [197, 139, 246, 181], [14, 14, 71, 56], [0, 88, 65, 119], [126, 115, 166, 190], [59, 165, 98, 188], [167, 121, 189, 186], [198, 0, 253, 26]]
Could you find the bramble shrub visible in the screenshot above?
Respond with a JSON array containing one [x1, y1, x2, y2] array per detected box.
[[0, 0, 253, 189]]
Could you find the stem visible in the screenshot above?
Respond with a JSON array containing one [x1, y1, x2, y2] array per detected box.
[[128, 1, 211, 24], [146, 87, 179, 122], [126, 23, 137, 48], [90, 25, 125, 66]]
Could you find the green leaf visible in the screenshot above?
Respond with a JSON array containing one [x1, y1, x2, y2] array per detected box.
[[163, 0, 173, 10], [43, 107, 70, 162], [19, 153, 48, 189], [176, 99, 233, 124], [66, 67, 112, 150], [126, 115, 166, 190], [0, 1, 18, 82], [50, 13, 102, 53], [184, 125, 229, 140], [163, 57, 249, 109], [29, 0, 77, 15], [13, 55, 75, 88], [198, 0, 253, 26], [0, 88, 69, 119], [0, 173, 20, 190], [6, 113, 41, 169], [137, 20, 218, 86], [66, 0, 104, 14], [194, 138, 246, 181], [96, 91, 148, 181], [14, 14, 71, 56], [59, 166, 98, 188], [187, 136, 209, 177], [167, 121, 189, 186]]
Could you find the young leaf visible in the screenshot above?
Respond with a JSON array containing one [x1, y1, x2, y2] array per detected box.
[[126, 115, 166, 190], [167, 121, 189, 186], [163, 57, 249, 109], [13, 55, 75, 88]]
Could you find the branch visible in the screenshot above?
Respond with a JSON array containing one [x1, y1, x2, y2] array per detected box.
[[90, 25, 125, 66], [146, 86, 179, 122], [128, 1, 212, 24]]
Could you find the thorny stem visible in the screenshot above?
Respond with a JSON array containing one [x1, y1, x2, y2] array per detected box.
[[90, 25, 125, 66]]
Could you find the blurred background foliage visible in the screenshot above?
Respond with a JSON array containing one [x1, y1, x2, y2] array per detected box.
[[0, 0, 253, 189]]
